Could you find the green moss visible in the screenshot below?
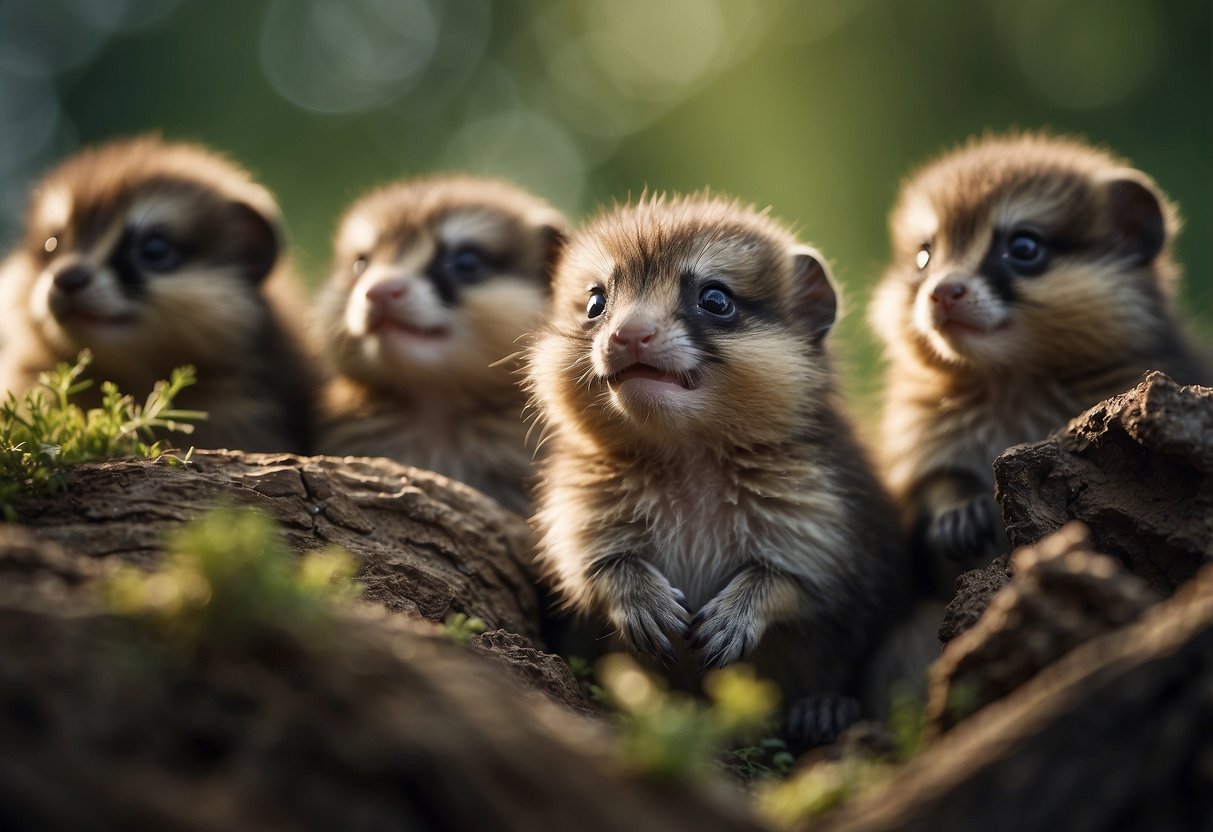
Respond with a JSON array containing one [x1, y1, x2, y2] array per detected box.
[[0, 350, 203, 520], [888, 682, 927, 759], [945, 680, 982, 724], [442, 612, 488, 646], [105, 507, 358, 646], [596, 655, 780, 784], [756, 687, 928, 828], [758, 756, 896, 828]]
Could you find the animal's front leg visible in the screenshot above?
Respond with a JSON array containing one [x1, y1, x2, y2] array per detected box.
[[689, 565, 802, 670], [588, 554, 691, 663], [912, 470, 997, 562]]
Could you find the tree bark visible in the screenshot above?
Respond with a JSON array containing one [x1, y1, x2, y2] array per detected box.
[[994, 373, 1213, 596], [819, 562, 1213, 832], [0, 526, 762, 832], [15, 450, 543, 642]]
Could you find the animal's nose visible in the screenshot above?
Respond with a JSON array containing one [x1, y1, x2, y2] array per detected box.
[[366, 279, 408, 305], [610, 322, 657, 351], [930, 281, 967, 310], [53, 265, 92, 293]]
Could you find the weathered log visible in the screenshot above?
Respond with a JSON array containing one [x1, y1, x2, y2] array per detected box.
[[994, 373, 1213, 595], [937, 553, 1012, 645], [0, 528, 762, 832], [14, 450, 541, 641], [817, 562, 1213, 832], [925, 523, 1159, 735], [9, 450, 601, 716]]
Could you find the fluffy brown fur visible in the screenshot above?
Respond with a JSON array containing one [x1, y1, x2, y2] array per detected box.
[[870, 132, 1211, 594], [313, 176, 566, 515], [528, 194, 908, 745], [0, 136, 315, 452]]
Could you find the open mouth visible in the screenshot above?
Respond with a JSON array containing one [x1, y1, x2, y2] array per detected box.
[[372, 317, 450, 340], [56, 309, 137, 329], [607, 363, 692, 389], [938, 318, 987, 335], [937, 317, 1008, 337]]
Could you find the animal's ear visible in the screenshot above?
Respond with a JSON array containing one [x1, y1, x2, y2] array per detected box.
[[789, 245, 839, 341], [229, 201, 282, 283], [1101, 172, 1170, 267], [528, 207, 569, 291]]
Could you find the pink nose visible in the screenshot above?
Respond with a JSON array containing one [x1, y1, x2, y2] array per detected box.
[[366, 280, 408, 305], [610, 322, 657, 354], [930, 281, 967, 311]]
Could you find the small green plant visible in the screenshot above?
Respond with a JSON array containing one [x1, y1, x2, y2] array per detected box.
[[944, 680, 982, 727], [596, 654, 780, 783], [566, 655, 593, 681], [720, 736, 797, 781], [566, 655, 610, 704], [887, 682, 927, 759], [0, 350, 204, 519], [442, 612, 488, 646], [105, 506, 358, 645], [756, 686, 928, 827], [758, 755, 894, 827]]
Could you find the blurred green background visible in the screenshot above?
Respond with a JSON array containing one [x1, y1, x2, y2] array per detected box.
[[1, 0, 1208, 426]]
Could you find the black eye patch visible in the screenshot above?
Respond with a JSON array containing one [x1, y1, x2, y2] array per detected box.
[[107, 229, 147, 297], [425, 242, 508, 305], [976, 227, 1047, 302], [674, 271, 778, 352]]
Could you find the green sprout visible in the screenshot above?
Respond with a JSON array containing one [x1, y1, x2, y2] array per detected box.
[[0, 350, 203, 519], [756, 684, 928, 827], [442, 612, 488, 646], [596, 654, 780, 783], [105, 506, 358, 646]]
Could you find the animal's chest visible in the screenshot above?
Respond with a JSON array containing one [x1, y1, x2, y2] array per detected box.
[[635, 467, 757, 608], [943, 384, 1081, 473]]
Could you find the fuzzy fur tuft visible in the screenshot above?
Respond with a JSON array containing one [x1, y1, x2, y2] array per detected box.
[[870, 132, 1211, 594], [0, 135, 315, 453], [313, 175, 567, 514], [527, 193, 909, 739]]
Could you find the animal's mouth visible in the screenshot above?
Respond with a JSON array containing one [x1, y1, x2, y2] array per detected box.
[[607, 363, 693, 389], [936, 316, 1007, 337], [371, 316, 450, 340], [52, 307, 137, 329], [938, 318, 988, 335]]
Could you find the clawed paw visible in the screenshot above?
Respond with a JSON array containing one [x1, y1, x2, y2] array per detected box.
[[785, 694, 862, 750], [928, 492, 997, 562], [615, 584, 690, 664], [688, 596, 759, 671]]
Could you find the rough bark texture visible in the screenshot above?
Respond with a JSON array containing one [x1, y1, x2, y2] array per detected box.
[[924, 523, 1160, 735], [9, 450, 600, 720], [13, 450, 542, 641], [994, 373, 1213, 596], [818, 562, 1213, 832], [0, 528, 760, 832], [937, 554, 1012, 645], [472, 629, 595, 718]]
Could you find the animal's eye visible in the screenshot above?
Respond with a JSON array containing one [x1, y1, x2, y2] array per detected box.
[[698, 285, 735, 317], [353, 254, 369, 276], [1004, 230, 1049, 275], [916, 243, 931, 270], [447, 245, 488, 283], [586, 287, 606, 319], [134, 231, 182, 272]]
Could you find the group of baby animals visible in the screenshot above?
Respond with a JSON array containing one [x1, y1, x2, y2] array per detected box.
[[2, 133, 1207, 749]]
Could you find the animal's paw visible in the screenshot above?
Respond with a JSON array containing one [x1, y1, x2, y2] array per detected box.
[[610, 566, 690, 664], [928, 492, 997, 562], [689, 594, 761, 671], [785, 694, 862, 751]]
